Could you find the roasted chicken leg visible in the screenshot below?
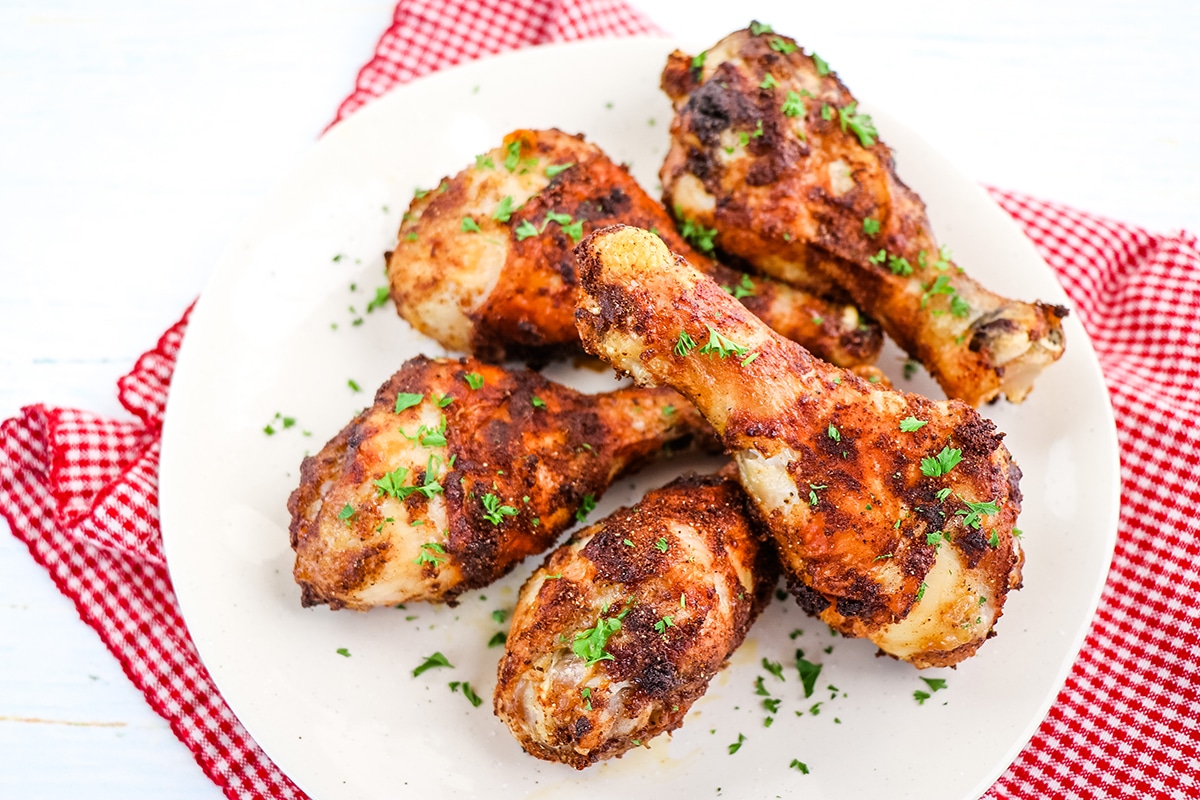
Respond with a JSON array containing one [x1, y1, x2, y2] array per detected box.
[[659, 26, 1068, 406], [494, 471, 776, 768], [575, 226, 1024, 668], [387, 128, 882, 369], [288, 355, 708, 609]]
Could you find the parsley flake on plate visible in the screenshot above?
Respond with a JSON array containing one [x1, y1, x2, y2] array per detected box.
[[412, 651, 452, 677]]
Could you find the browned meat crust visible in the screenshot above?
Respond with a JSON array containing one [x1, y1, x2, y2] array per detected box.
[[659, 27, 1067, 406], [575, 226, 1024, 668], [494, 472, 777, 768], [289, 355, 708, 609], [387, 128, 882, 368]]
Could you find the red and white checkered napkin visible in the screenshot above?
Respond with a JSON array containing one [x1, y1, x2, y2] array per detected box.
[[1, 2, 1198, 798]]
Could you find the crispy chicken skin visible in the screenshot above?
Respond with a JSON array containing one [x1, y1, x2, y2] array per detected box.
[[288, 355, 708, 610], [659, 27, 1068, 406], [575, 227, 1024, 668], [494, 472, 777, 769], [386, 128, 883, 368]]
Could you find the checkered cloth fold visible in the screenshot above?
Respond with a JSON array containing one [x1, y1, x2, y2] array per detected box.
[[2, 2, 1198, 798]]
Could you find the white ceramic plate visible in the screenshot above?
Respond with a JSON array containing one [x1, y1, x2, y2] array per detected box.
[[160, 37, 1119, 800]]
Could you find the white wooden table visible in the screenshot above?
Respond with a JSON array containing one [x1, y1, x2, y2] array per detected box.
[[2, 1, 1196, 796]]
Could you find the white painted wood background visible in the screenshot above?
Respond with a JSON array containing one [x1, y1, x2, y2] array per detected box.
[[1, 1, 1196, 796]]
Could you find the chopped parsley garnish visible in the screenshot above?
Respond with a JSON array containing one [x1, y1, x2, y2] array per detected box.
[[653, 616, 676, 635], [677, 211, 718, 254], [781, 91, 806, 117], [575, 493, 597, 523], [988, 529, 1000, 547], [373, 466, 410, 498], [790, 759, 810, 774], [950, 294, 972, 318], [807, 483, 827, 507], [572, 608, 628, 665], [827, 424, 841, 442], [491, 195, 517, 222], [481, 493, 519, 525], [749, 21, 773, 35], [957, 498, 1001, 529], [921, 676, 948, 692], [914, 690, 931, 705], [838, 102, 878, 147], [762, 658, 785, 681], [561, 218, 584, 243], [654, 537, 669, 552], [763, 698, 782, 714], [867, 248, 887, 265], [759, 73, 778, 90], [394, 392, 424, 413], [492, 609, 508, 624], [412, 651, 453, 677], [899, 416, 928, 432], [935, 245, 953, 270], [347, 379, 361, 392], [812, 52, 830, 75], [888, 254, 913, 276], [920, 446, 963, 477], [503, 140, 522, 171], [663, 404, 676, 417], [916, 581, 928, 601], [475, 153, 494, 170], [862, 217, 881, 235], [366, 287, 391, 313], [691, 51, 707, 70], [769, 37, 797, 55], [752, 119, 764, 137], [337, 504, 356, 526], [413, 541, 448, 567], [581, 686, 593, 710], [753, 676, 770, 696], [336, 647, 351, 657], [545, 162, 574, 177], [401, 414, 448, 448], [514, 219, 539, 240], [374, 457, 444, 501], [460, 216, 481, 233], [926, 530, 947, 548], [723, 273, 756, 299], [698, 325, 750, 359], [674, 330, 698, 356], [796, 651, 822, 698], [464, 372, 484, 390], [820, 103, 834, 121], [530, 395, 546, 409], [451, 681, 483, 707], [728, 733, 747, 754], [921, 275, 956, 308]]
